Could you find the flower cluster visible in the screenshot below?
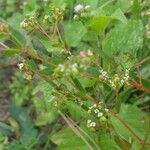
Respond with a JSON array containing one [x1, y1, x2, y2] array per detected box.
[[20, 16, 37, 29], [80, 50, 93, 57], [54, 50, 94, 77], [73, 4, 91, 20], [17, 60, 26, 70], [17, 60, 33, 80], [43, 8, 64, 24], [87, 102, 109, 131], [54, 62, 79, 76], [0, 23, 8, 33], [99, 68, 130, 89]]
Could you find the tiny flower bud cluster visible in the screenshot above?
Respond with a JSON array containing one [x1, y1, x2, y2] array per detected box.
[[44, 8, 65, 24], [20, 16, 37, 29], [73, 4, 91, 20], [87, 102, 109, 130], [99, 68, 130, 89], [87, 120, 96, 127], [0, 23, 8, 33], [17, 60, 33, 80], [79, 50, 93, 57], [54, 49, 95, 77], [54, 62, 79, 76], [17, 60, 26, 70]]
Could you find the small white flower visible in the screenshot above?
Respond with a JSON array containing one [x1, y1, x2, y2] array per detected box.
[[89, 106, 92, 110], [120, 79, 124, 85], [87, 119, 91, 124], [97, 112, 103, 117], [94, 109, 99, 114], [74, 4, 84, 13], [104, 108, 109, 112], [58, 64, 65, 72], [90, 122, 96, 127], [102, 71, 107, 76], [93, 104, 97, 108], [99, 69, 103, 73], [73, 14, 78, 20], [85, 5, 90, 9], [124, 76, 129, 81], [87, 49, 93, 56], [18, 63, 24, 70], [71, 63, 78, 73]]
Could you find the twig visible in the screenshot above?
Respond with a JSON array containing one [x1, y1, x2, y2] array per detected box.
[[128, 80, 150, 93]]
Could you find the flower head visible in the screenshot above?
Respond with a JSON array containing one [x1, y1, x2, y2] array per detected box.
[[74, 4, 84, 13], [80, 51, 86, 57]]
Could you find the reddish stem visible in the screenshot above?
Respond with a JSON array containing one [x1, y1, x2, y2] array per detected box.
[[128, 80, 150, 93]]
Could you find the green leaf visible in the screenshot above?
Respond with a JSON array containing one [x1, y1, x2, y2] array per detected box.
[[28, 59, 38, 70], [103, 20, 144, 55], [32, 80, 58, 125], [10, 28, 26, 46], [3, 48, 21, 57], [35, 112, 58, 126], [111, 8, 128, 24], [65, 100, 90, 120], [111, 104, 150, 148], [51, 128, 88, 150], [71, 76, 86, 92], [98, 131, 121, 150], [132, 0, 141, 19], [64, 21, 87, 47], [79, 77, 96, 88], [32, 39, 49, 55], [89, 16, 111, 34]]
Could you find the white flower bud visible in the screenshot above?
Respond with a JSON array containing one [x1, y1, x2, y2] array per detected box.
[[87, 49, 93, 56], [104, 108, 109, 112], [74, 4, 84, 13], [58, 64, 65, 72], [18, 63, 24, 70], [97, 112, 103, 117], [94, 109, 99, 114]]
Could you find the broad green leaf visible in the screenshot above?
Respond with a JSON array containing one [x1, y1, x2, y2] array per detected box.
[[32, 80, 58, 125], [98, 131, 121, 150], [132, 0, 141, 19], [111, 104, 150, 148], [10, 105, 38, 148], [65, 100, 90, 120], [115, 0, 133, 13], [64, 21, 87, 47], [89, 16, 111, 34], [78, 77, 96, 88], [35, 112, 58, 126], [51, 128, 88, 150], [3, 48, 21, 57], [103, 20, 144, 55], [10, 28, 26, 46], [111, 8, 128, 24], [71, 76, 86, 92], [32, 39, 49, 55], [7, 13, 24, 30]]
